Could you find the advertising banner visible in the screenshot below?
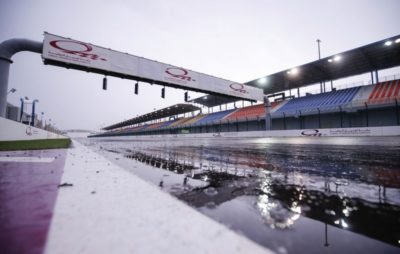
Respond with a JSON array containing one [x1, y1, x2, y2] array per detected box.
[[42, 33, 264, 101]]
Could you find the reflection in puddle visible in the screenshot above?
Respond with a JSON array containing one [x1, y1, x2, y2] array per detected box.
[[86, 137, 400, 253]]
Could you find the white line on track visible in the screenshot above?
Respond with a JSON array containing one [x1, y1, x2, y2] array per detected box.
[[0, 157, 55, 163]]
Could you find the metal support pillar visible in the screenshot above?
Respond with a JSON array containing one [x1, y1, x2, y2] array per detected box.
[[317, 108, 321, 128], [0, 38, 43, 117], [317, 39, 323, 93], [31, 99, 38, 126], [299, 110, 302, 129], [283, 112, 286, 130], [264, 96, 272, 131], [395, 98, 399, 126], [371, 71, 375, 85], [19, 98, 24, 122], [375, 70, 379, 84], [236, 119, 239, 132]]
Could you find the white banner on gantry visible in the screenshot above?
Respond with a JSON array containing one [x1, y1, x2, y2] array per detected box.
[[42, 33, 264, 101]]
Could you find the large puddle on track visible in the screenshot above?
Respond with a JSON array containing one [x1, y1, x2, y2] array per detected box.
[[81, 136, 400, 254]]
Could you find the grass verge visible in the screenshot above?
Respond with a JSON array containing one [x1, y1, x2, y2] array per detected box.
[[0, 139, 71, 151]]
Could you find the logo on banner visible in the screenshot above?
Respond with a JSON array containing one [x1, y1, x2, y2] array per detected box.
[[164, 67, 196, 84], [25, 126, 38, 136], [49, 40, 107, 61], [229, 83, 248, 94], [26, 126, 32, 136], [301, 129, 322, 137]]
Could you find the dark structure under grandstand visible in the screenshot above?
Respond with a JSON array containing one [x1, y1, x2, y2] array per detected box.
[[93, 35, 400, 137]]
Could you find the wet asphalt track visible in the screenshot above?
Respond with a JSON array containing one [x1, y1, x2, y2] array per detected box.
[[84, 136, 400, 254]]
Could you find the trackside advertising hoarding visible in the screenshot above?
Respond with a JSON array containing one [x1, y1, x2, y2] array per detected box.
[[42, 33, 264, 101]]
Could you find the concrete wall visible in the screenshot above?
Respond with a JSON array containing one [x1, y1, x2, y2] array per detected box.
[[93, 126, 400, 140], [0, 117, 67, 141]]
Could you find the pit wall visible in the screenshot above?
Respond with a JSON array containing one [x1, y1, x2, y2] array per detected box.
[[92, 126, 400, 140], [0, 117, 66, 141]]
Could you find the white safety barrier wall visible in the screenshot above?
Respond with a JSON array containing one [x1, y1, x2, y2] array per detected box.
[[93, 126, 400, 140], [0, 117, 67, 141]]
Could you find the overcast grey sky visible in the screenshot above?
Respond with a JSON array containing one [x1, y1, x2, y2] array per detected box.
[[1, 0, 399, 130]]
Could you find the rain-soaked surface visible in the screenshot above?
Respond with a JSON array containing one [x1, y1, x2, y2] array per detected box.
[[81, 136, 400, 254], [0, 149, 67, 254]]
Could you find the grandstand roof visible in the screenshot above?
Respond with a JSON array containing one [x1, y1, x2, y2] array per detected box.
[[246, 34, 400, 95], [188, 94, 240, 107], [103, 104, 200, 130]]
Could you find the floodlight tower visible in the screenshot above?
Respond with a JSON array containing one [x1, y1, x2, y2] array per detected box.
[[316, 39, 324, 93]]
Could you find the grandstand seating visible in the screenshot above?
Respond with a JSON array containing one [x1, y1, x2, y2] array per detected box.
[[194, 109, 235, 125], [132, 124, 148, 131], [168, 117, 194, 127], [275, 86, 360, 113], [182, 114, 205, 125], [119, 124, 147, 133], [101, 79, 400, 137], [225, 104, 264, 120], [158, 119, 178, 128], [368, 79, 400, 104], [147, 122, 165, 130], [224, 102, 282, 121]]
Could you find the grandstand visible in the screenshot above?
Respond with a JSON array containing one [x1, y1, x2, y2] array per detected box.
[[275, 87, 361, 115], [92, 34, 400, 137], [225, 104, 266, 121]]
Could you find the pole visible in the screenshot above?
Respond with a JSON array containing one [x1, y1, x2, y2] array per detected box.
[[317, 39, 323, 93], [324, 223, 329, 247], [365, 102, 369, 127], [299, 110, 302, 129], [31, 99, 38, 126], [19, 98, 24, 122], [375, 70, 379, 84], [317, 39, 321, 59], [283, 112, 287, 130], [264, 96, 272, 131], [318, 108, 321, 128], [371, 71, 375, 85], [395, 98, 399, 126]]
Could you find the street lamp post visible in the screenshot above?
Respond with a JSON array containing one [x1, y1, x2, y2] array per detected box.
[[7, 88, 16, 94], [31, 99, 39, 126], [47, 118, 52, 131], [41, 112, 44, 128]]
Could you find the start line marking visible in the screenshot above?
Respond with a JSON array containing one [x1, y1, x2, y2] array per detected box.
[[0, 157, 55, 163]]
